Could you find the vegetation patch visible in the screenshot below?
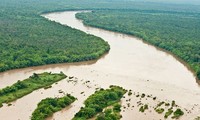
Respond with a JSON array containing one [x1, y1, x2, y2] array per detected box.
[[154, 100, 184, 119], [73, 85, 127, 120], [128, 90, 132, 96], [31, 94, 76, 120], [171, 100, 176, 107], [171, 108, 184, 119], [155, 108, 165, 114], [139, 104, 148, 112], [0, 72, 66, 107], [141, 93, 145, 98], [96, 103, 122, 120], [164, 109, 173, 118], [0, 0, 110, 73], [155, 101, 165, 109], [44, 85, 52, 89], [134, 93, 185, 119], [165, 102, 170, 106]]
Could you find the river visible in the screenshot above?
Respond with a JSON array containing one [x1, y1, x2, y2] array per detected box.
[[0, 11, 199, 120]]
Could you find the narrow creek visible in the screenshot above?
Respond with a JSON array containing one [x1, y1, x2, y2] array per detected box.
[[0, 11, 199, 120]]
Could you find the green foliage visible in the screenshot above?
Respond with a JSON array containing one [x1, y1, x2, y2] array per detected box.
[[141, 93, 145, 98], [153, 100, 184, 118], [76, 10, 200, 80], [73, 86, 126, 120], [156, 101, 165, 109], [139, 104, 148, 112], [165, 103, 170, 106], [155, 108, 165, 114], [128, 90, 132, 96], [96, 108, 121, 120], [31, 94, 76, 120], [0, 72, 66, 106], [0, 0, 110, 73], [171, 108, 184, 119], [113, 103, 121, 112], [0, 0, 199, 80], [164, 109, 173, 118]]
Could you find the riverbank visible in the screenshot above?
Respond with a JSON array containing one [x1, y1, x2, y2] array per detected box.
[[0, 11, 199, 120], [75, 10, 200, 81]]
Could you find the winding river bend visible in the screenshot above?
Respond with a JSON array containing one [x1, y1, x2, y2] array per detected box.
[[0, 11, 200, 120]]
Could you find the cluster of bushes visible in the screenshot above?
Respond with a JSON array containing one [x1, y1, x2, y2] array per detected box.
[[154, 101, 184, 119], [31, 94, 76, 120], [96, 104, 122, 120], [0, 72, 66, 107], [73, 86, 126, 120]]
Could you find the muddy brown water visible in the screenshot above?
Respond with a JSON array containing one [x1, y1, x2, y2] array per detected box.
[[0, 11, 200, 120]]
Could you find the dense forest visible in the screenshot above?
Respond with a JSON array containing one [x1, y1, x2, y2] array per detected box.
[[0, 72, 66, 107], [76, 10, 200, 80], [31, 94, 76, 120], [0, 0, 110, 72], [0, 0, 200, 80]]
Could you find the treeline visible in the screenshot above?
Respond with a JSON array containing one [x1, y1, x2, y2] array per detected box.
[[73, 86, 126, 120], [31, 94, 76, 120], [0, 0, 110, 73], [76, 10, 200, 80], [1, 0, 200, 75], [0, 72, 66, 107]]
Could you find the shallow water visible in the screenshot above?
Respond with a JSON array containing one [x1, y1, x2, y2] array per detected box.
[[0, 11, 199, 120]]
